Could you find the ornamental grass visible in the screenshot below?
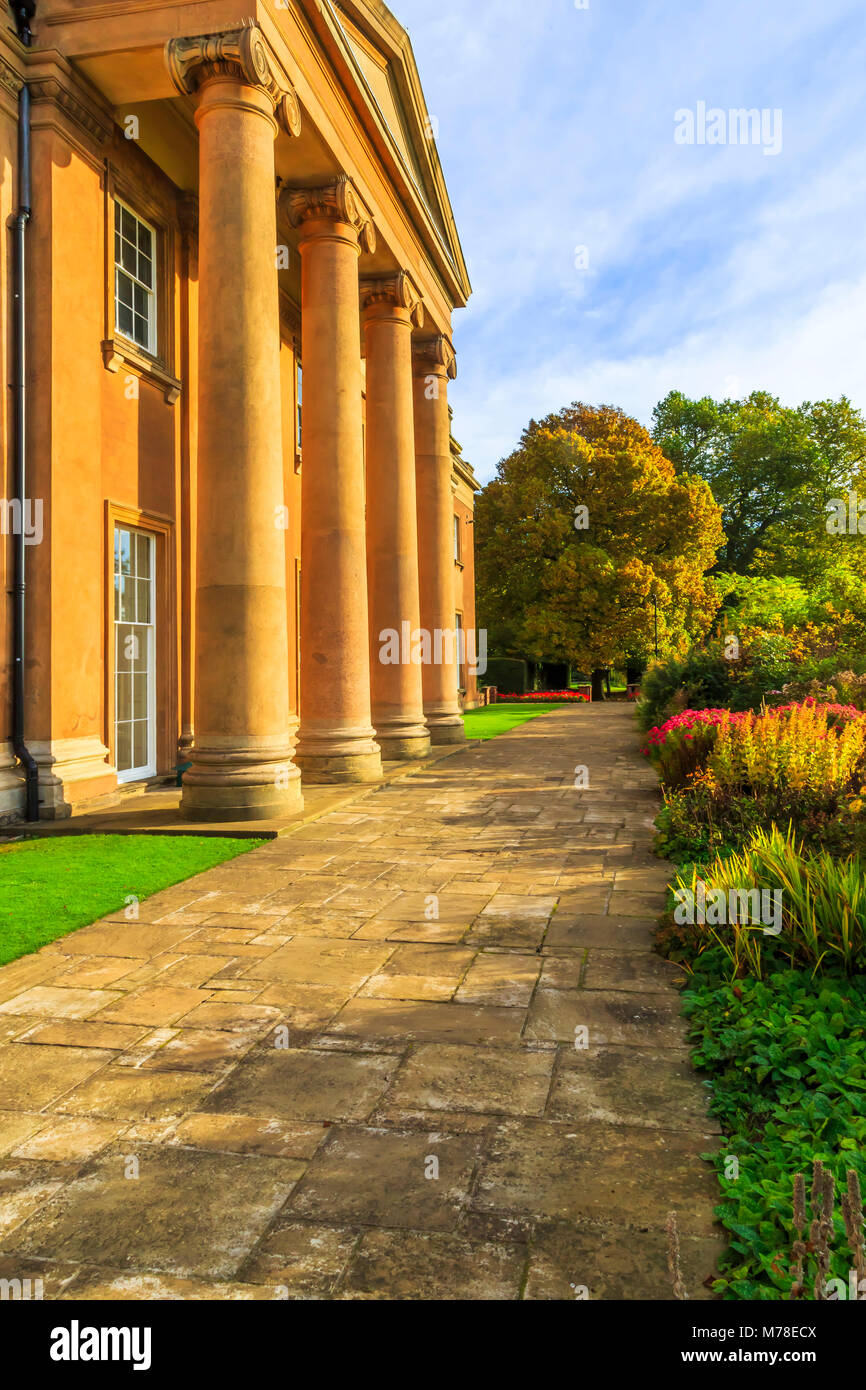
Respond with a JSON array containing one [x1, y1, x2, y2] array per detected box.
[[673, 825, 866, 978]]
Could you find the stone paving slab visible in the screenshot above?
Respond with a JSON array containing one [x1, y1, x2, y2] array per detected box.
[[0, 705, 722, 1300]]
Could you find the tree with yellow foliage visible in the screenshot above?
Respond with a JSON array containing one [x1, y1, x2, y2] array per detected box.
[[475, 403, 724, 699]]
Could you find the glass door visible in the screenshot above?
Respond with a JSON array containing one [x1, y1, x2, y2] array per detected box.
[[114, 525, 156, 782]]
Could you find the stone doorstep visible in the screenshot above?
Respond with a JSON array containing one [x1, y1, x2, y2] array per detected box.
[[13, 741, 484, 843]]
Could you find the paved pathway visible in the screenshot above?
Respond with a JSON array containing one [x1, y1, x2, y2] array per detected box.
[[0, 705, 723, 1300]]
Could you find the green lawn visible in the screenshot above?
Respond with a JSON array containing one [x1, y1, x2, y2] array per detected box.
[[0, 834, 264, 967], [463, 702, 566, 740]]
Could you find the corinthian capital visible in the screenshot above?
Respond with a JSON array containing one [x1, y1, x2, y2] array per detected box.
[[360, 272, 425, 327], [280, 175, 376, 254], [165, 24, 302, 135], [413, 334, 457, 380]]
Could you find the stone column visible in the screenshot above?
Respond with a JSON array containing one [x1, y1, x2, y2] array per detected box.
[[167, 28, 303, 820], [413, 337, 466, 743], [361, 273, 431, 761], [281, 177, 382, 783]]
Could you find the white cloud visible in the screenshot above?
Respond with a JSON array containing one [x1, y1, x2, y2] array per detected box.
[[453, 270, 866, 478], [397, 0, 866, 479]]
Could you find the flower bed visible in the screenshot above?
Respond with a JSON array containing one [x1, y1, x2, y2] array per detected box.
[[642, 699, 866, 793], [495, 689, 589, 703], [645, 695, 866, 1298]]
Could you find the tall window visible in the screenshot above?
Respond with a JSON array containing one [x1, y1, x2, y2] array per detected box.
[[455, 611, 466, 692], [296, 360, 303, 451], [114, 526, 156, 781], [453, 513, 461, 562], [114, 200, 156, 354]]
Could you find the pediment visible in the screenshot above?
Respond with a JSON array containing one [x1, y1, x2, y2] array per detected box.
[[305, 0, 471, 304]]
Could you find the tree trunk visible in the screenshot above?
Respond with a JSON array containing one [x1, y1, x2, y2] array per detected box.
[[591, 668, 606, 703]]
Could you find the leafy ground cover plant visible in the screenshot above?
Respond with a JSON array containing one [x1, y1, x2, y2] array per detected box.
[[679, 959, 866, 1299]]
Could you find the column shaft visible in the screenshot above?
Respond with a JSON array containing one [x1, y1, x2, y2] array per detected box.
[[181, 76, 301, 819], [363, 277, 430, 760], [285, 180, 382, 783], [413, 341, 466, 743]]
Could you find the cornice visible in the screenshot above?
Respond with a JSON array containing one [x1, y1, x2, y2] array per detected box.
[[413, 333, 457, 380], [28, 71, 114, 145], [452, 451, 479, 494], [360, 270, 424, 327], [45, 1, 176, 21], [165, 24, 302, 137], [281, 175, 376, 254]]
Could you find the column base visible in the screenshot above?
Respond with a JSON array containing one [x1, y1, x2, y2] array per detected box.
[[377, 733, 432, 762], [372, 714, 431, 762], [0, 741, 24, 825], [294, 726, 383, 784], [295, 750, 383, 785], [180, 742, 304, 823], [425, 715, 467, 745], [180, 783, 303, 822]]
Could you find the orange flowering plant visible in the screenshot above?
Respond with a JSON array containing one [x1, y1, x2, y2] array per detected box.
[[709, 704, 866, 795]]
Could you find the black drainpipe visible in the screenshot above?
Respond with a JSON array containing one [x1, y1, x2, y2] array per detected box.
[[11, 5, 35, 46], [10, 6, 39, 821]]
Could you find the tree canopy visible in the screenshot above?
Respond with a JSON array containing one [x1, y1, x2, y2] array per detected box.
[[475, 403, 723, 674], [651, 390, 866, 581]]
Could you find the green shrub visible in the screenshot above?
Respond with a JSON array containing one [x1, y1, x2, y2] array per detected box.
[[778, 669, 866, 712], [482, 657, 529, 693], [637, 652, 732, 731], [637, 639, 866, 732], [656, 782, 866, 863]]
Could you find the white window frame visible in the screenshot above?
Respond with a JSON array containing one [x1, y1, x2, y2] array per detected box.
[[455, 610, 466, 692], [114, 526, 157, 784], [114, 199, 157, 356]]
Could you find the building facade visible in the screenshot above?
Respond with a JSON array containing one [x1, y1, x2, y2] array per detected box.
[[0, 0, 478, 824]]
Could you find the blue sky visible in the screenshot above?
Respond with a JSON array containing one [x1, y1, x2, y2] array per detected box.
[[395, 0, 866, 482]]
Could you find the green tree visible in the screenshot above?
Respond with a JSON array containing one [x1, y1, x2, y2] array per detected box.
[[652, 390, 866, 580], [475, 404, 723, 697]]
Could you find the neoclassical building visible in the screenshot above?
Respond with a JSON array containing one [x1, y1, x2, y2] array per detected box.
[[0, 0, 478, 823]]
